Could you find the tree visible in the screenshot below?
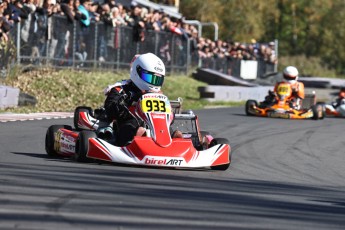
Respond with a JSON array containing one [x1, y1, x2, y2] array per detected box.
[[179, 0, 345, 75]]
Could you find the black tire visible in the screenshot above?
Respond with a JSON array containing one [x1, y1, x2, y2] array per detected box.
[[75, 130, 97, 162], [209, 138, 231, 171], [45, 125, 73, 157], [245, 100, 258, 116], [74, 106, 93, 131], [311, 103, 325, 120]]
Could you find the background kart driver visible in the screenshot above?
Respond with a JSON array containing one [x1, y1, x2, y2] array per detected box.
[[262, 66, 305, 109], [98, 52, 182, 146]]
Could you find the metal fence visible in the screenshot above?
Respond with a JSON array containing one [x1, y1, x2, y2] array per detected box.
[[199, 53, 276, 78], [12, 15, 189, 74], [1, 14, 276, 77]]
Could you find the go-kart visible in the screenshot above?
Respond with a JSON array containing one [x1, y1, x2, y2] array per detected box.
[[245, 82, 325, 120], [321, 103, 345, 117], [45, 93, 231, 170]]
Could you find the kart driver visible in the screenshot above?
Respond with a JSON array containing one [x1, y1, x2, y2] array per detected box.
[[263, 66, 305, 109], [98, 53, 182, 146], [332, 87, 345, 108]]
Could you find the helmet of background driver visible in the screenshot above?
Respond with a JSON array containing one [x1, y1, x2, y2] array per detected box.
[[130, 53, 165, 93], [283, 66, 299, 83]]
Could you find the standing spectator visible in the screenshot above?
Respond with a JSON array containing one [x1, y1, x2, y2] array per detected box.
[[147, 9, 160, 31], [60, 0, 85, 23], [0, 1, 11, 42], [98, 2, 111, 26], [88, 1, 100, 22], [128, 3, 145, 42], [28, 0, 55, 64], [110, 5, 125, 27], [75, 0, 91, 66], [78, 0, 90, 27], [106, 0, 115, 9], [0, 17, 9, 42], [4, 0, 28, 24]]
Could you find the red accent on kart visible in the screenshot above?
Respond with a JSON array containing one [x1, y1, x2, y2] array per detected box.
[[88, 138, 112, 161], [62, 129, 79, 139], [87, 136, 196, 163], [128, 137, 194, 161], [79, 112, 95, 130], [210, 145, 231, 166], [148, 113, 172, 147]]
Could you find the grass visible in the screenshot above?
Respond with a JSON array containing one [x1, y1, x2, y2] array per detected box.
[[0, 67, 243, 113]]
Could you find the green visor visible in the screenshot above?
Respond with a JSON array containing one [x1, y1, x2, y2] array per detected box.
[[136, 66, 164, 87]]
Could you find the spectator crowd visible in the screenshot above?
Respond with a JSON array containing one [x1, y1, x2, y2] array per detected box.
[[0, 0, 277, 73]]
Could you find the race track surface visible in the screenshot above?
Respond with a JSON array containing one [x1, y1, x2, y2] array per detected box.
[[1, 107, 345, 230]]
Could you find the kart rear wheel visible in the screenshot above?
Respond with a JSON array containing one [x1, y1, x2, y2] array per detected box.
[[45, 125, 73, 157], [75, 130, 97, 162], [312, 103, 325, 120], [74, 106, 93, 131], [245, 100, 258, 116], [209, 138, 231, 171]]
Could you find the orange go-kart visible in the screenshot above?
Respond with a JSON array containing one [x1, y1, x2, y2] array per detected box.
[[245, 82, 325, 120]]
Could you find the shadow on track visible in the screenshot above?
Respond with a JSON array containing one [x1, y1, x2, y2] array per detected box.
[[1, 162, 345, 229], [11, 151, 211, 171]]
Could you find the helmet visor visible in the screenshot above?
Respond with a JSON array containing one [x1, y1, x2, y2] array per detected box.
[[137, 66, 164, 87]]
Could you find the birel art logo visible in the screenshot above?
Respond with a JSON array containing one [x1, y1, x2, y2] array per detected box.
[[145, 157, 183, 166], [143, 94, 167, 100], [152, 114, 165, 119]]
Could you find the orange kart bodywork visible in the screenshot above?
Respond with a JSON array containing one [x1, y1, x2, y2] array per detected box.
[[246, 101, 316, 119]]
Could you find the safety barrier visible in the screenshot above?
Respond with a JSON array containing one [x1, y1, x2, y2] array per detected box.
[[1, 14, 276, 78]]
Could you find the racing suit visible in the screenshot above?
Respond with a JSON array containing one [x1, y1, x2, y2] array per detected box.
[[101, 79, 143, 146], [276, 81, 305, 109], [262, 81, 305, 109], [332, 89, 345, 108]]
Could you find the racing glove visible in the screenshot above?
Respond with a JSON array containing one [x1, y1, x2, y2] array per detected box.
[[115, 94, 132, 121], [104, 89, 132, 122]]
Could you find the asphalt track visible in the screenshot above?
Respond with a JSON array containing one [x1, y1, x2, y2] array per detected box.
[[0, 107, 345, 230]]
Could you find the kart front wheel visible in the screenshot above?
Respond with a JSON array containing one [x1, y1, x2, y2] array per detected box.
[[45, 125, 73, 157], [75, 130, 97, 162], [209, 138, 231, 171], [311, 103, 325, 120], [245, 100, 258, 116]]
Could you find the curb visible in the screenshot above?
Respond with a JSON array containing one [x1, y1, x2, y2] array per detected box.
[[0, 112, 74, 123]]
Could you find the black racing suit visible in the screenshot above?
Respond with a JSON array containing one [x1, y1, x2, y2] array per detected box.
[[103, 80, 143, 146]]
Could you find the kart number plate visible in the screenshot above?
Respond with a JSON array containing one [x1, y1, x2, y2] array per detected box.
[[277, 85, 291, 96], [141, 98, 171, 113]]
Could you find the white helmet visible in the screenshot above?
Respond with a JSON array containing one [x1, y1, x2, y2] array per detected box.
[[283, 66, 299, 82], [130, 53, 165, 93]]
